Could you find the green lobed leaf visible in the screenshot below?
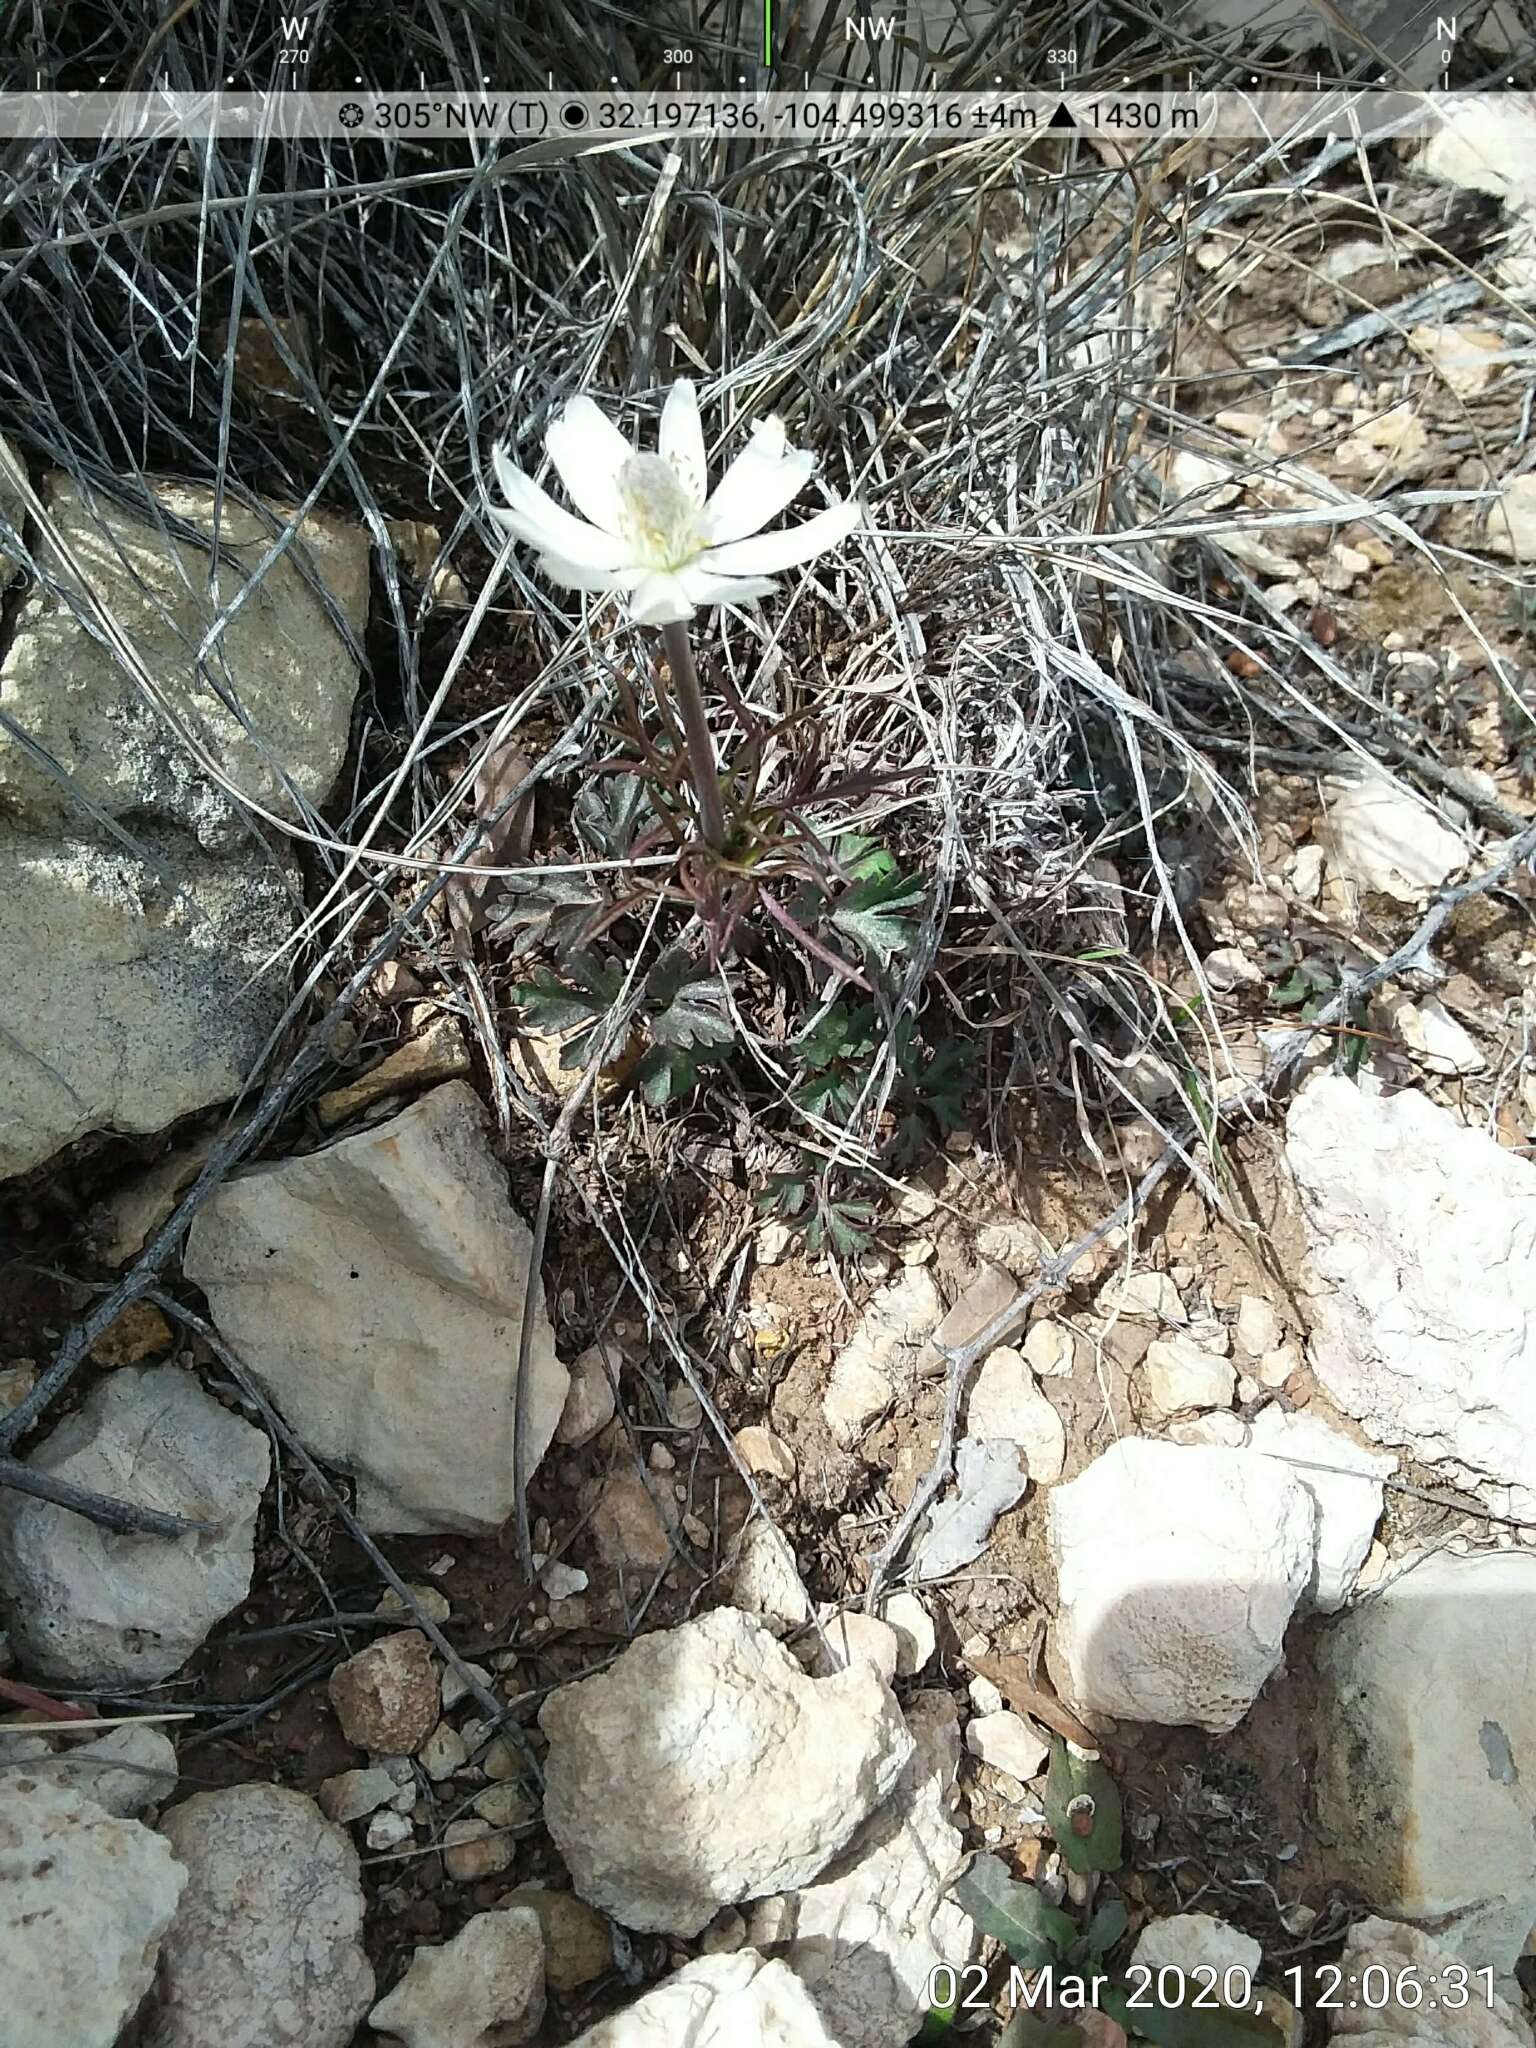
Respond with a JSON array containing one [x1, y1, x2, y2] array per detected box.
[[950, 1854, 1078, 1973], [513, 967, 607, 1034], [1043, 1739, 1123, 1876], [830, 868, 924, 967], [639, 946, 734, 1049], [634, 1043, 719, 1107]]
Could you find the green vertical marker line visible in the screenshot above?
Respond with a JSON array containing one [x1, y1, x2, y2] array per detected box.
[[763, 0, 772, 67]]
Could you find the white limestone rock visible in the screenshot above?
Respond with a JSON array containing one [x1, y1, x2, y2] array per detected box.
[[41, 1722, 180, 1816], [1130, 1912, 1261, 1984], [0, 1774, 187, 2048], [0, 1365, 269, 1685], [555, 1343, 618, 1447], [1330, 1921, 1535, 2048], [1047, 1438, 1314, 1733], [147, 1785, 373, 2048], [807, 1608, 900, 1685], [567, 1951, 842, 2047], [539, 1607, 913, 1937], [369, 1906, 546, 2048], [965, 1709, 1048, 1783], [1233, 1296, 1283, 1360], [1286, 1075, 1536, 1518], [0, 477, 367, 854], [1315, 772, 1466, 906], [731, 1520, 811, 1633], [882, 1592, 936, 1676], [823, 1268, 943, 1444], [966, 1347, 1067, 1483], [1143, 1336, 1236, 1416], [1247, 1405, 1393, 1612], [0, 828, 295, 1180], [769, 1690, 979, 2048], [1315, 1552, 1536, 1976], [184, 1082, 568, 1534]]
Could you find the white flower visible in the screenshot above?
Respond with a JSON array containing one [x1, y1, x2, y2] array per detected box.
[[490, 378, 863, 626]]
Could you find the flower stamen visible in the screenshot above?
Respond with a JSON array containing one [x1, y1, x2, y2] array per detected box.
[[617, 453, 701, 570]]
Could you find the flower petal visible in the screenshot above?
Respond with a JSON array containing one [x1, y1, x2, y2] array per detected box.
[[536, 552, 648, 594], [659, 380, 708, 505], [491, 444, 634, 571], [700, 416, 816, 545], [545, 396, 632, 535], [698, 498, 864, 577], [677, 564, 779, 610], [627, 571, 698, 625]]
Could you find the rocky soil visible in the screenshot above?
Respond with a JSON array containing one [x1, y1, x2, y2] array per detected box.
[[3, 90, 1536, 2048]]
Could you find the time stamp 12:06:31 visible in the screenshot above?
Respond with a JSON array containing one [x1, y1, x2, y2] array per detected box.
[[923, 1959, 1500, 2021]]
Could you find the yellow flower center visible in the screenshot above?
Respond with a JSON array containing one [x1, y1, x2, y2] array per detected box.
[[618, 454, 700, 569]]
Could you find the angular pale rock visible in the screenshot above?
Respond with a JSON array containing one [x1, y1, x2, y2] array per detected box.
[[1315, 773, 1466, 907], [965, 1709, 1048, 1782], [328, 1630, 439, 1753], [1408, 324, 1506, 398], [1287, 1075, 1536, 1517], [1101, 1270, 1186, 1324], [731, 1521, 811, 1633], [1024, 1319, 1077, 1377], [1256, 1343, 1300, 1389], [369, 1906, 546, 2048], [567, 1951, 842, 2048], [1233, 1295, 1282, 1360], [147, 1785, 373, 2048], [1451, 472, 1536, 562], [915, 1437, 1027, 1580], [0, 829, 295, 1180], [43, 1722, 179, 1816], [734, 1425, 796, 1483], [823, 1268, 942, 1444], [1315, 1552, 1536, 1975], [539, 1607, 913, 1936], [1, 1775, 187, 2048], [882, 1592, 937, 1676], [1131, 1912, 1261, 1982], [917, 1261, 1017, 1376], [586, 1470, 674, 1567], [1048, 1438, 1314, 1733], [1143, 1336, 1236, 1417], [771, 1690, 979, 2048], [807, 1609, 900, 1685], [184, 1082, 568, 1534], [318, 1766, 397, 1826], [1247, 1405, 1393, 1612], [1330, 1921, 1535, 2048], [0, 1365, 268, 1685], [1167, 1412, 1250, 1449], [316, 1016, 470, 1126], [967, 1347, 1067, 1483], [501, 1887, 612, 1992], [1379, 992, 1484, 1076], [555, 1343, 617, 1447], [0, 478, 367, 853]]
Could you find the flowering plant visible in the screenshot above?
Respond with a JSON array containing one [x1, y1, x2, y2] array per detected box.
[[491, 378, 862, 628], [492, 380, 862, 855]]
